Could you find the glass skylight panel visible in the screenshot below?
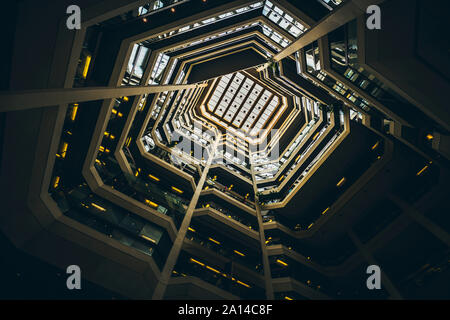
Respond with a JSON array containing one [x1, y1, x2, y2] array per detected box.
[[164, 58, 178, 85], [263, 0, 307, 38], [127, 44, 139, 73], [149, 53, 169, 84], [146, 1, 263, 44]]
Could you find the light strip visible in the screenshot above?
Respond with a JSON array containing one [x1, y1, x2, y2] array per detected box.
[[233, 250, 245, 257], [141, 235, 157, 243], [236, 280, 251, 288], [148, 174, 160, 181], [416, 165, 429, 176], [145, 199, 158, 208], [172, 186, 184, 194], [336, 177, 346, 187], [60, 142, 68, 158], [276, 259, 288, 267], [82, 55, 91, 79], [206, 266, 221, 274], [190, 258, 205, 266], [53, 176, 60, 189], [91, 203, 106, 212], [208, 237, 220, 245], [70, 104, 79, 121]]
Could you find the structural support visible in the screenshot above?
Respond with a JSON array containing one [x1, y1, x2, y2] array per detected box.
[[258, 0, 385, 71], [0, 83, 207, 112], [251, 165, 275, 300], [348, 230, 403, 300], [389, 194, 450, 247], [152, 139, 218, 300]]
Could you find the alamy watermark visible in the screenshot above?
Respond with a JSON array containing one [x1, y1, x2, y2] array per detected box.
[[66, 264, 81, 290], [66, 5, 81, 30], [366, 5, 381, 30], [66, 4, 382, 31], [366, 265, 382, 290]]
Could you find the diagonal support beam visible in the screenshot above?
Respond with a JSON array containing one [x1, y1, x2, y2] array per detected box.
[[152, 138, 219, 300], [0, 83, 207, 112], [348, 230, 403, 299], [258, 0, 385, 71], [250, 164, 274, 300]]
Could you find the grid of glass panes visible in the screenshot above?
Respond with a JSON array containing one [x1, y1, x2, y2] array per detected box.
[[149, 53, 170, 85], [317, 0, 344, 11], [262, 1, 308, 38], [144, 1, 264, 44]]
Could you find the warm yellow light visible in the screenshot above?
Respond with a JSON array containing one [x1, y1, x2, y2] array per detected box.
[[141, 235, 156, 243], [188, 227, 196, 232], [236, 280, 251, 288], [60, 142, 68, 158], [234, 250, 245, 257], [312, 132, 320, 140], [99, 146, 105, 152], [70, 104, 79, 121], [371, 141, 380, 150], [148, 174, 160, 181], [82, 55, 91, 79], [145, 199, 158, 208], [336, 177, 346, 187], [208, 237, 220, 245], [123, 96, 129, 102], [426, 134, 434, 140], [190, 258, 205, 266], [276, 259, 288, 267], [278, 175, 285, 182], [171, 186, 183, 194], [322, 207, 330, 215], [91, 203, 106, 212], [53, 176, 60, 189], [206, 266, 221, 274], [416, 165, 429, 176], [284, 296, 293, 300], [118, 112, 123, 117], [307, 223, 314, 229]]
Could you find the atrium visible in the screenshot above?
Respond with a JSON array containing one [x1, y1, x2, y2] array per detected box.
[[0, 0, 449, 300]]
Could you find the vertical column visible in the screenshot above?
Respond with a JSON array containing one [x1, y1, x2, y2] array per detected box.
[[251, 165, 274, 300], [348, 230, 403, 299], [152, 139, 218, 299]]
